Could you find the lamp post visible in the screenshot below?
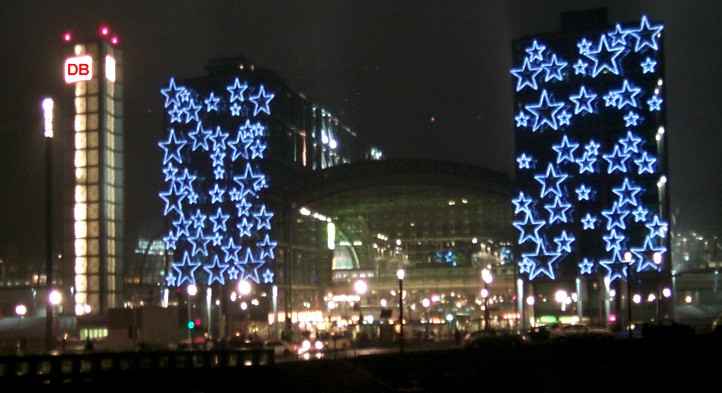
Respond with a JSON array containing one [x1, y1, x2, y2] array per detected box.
[[396, 269, 406, 353], [187, 284, 197, 348], [421, 298, 431, 339], [353, 279, 367, 332], [624, 251, 633, 337], [481, 268, 493, 331], [42, 97, 55, 352], [47, 289, 62, 350], [237, 280, 252, 337]]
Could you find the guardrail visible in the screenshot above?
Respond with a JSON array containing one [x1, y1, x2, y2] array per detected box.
[[0, 349, 274, 384]]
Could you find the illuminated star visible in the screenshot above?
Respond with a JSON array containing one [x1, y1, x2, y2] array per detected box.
[[209, 232, 223, 246], [544, 196, 571, 224], [576, 184, 592, 201], [585, 140, 601, 156], [163, 231, 178, 250], [210, 149, 226, 168], [251, 122, 265, 137], [514, 111, 530, 128], [236, 217, 254, 238], [262, 269, 274, 284], [210, 126, 229, 151], [641, 57, 657, 74], [165, 272, 177, 287], [634, 152, 656, 175], [569, 86, 597, 115], [190, 209, 207, 229], [510, 57, 542, 92], [624, 111, 641, 127], [516, 153, 532, 170], [632, 206, 648, 223], [230, 102, 242, 116], [235, 198, 252, 217], [233, 163, 267, 196], [204, 92, 221, 112], [158, 128, 187, 165], [577, 38, 592, 55], [159, 183, 186, 216], [573, 59, 588, 75], [576, 152, 596, 174], [553, 230, 575, 253], [172, 252, 201, 286], [188, 122, 212, 151], [602, 145, 630, 174], [257, 234, 278, 260], [188, 228, 210, 257], [542, 54, 567, 82], [240, 248, 263, 283], [184, 99, 202, 123], [204, 255, 229, 285], [254, 205, 274, 231], [603, 229, 625, 253], [249, 139, 267, 159], [646, 215, 668, 239], [161, 78, 185, 108], [607, 24, 630, 47], [187, 192, 199, 205], [584, 35, 624, 78], [522, 242, 562, 280], [534, 164, 567, 199], [209, 184, 226, 205], [163, 163, 178, 182], [172, 214, 192, 238], [647, 95, 663, 111], [631, 235, 667, 272], [581, 213, 597, 230], [601, 201, 630, 231], [226, 78, 248, 102], [168, 105, 183, 123], [556, 110, 572, 126], [519, 259, 534, 274], [178, 90, 190, 103], [222, 237, 242, 264], [525, 40, 546, 62], [226, 265, 241, 280], [512, 212, 545, 245], [209, 207, 230, 233], [599, 251, 629, 283], [512, 191, 533, 215], [238, 119, 255, 139], [629, 15, 664, 52], [175, 169, 197, 194], [578, 258, 594, 275], [229, 188, 243, 202], [249, 85, 275, 116], [612, 178, 642, 208], [603, 91, 618, 108], [227, 132, 252, 161], [525, 90, 564, 132], [614, 80, 642, 110], [213, 167, 225, 180], [552, 135, 579, 164]]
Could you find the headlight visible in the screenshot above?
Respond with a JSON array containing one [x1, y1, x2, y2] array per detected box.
[[314, 341, 324, 350], [301, 340, 311, 350]]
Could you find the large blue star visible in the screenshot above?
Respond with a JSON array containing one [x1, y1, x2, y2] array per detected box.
[[510, 57, 542, 92], [576, 152, 596, 174], [569, 86, 597, 115], [209, 207, 230, 233], [607, 24, 631, 47], [159, 183, 186, 216], [222, 237, 242, 264], [172, 252, 201, 286], [534, 164, 567, 199], [209, 183, 226, 204], [161, 78, 185, 108], [542, 54, 567, 82], [553, 230, 575, 253], [584, 35, 625, 78], [235, 198, 252, 217], [188, 228, 210, 257], [603, 229, 625, 253], [613, 80, 642, 110], [544, 196, 571, 224], [512, 212, 545, 245], [250, 85, 275, 116], [525, 90, 564, 132], [602, 145, 630, 174], [629, 15, 664, 52], [522, 242, 562, 280], [646, 215, 668, 239], [172, 213, 192, 238], [204, 255, 229, 285], [634, 152, 656, 175], [257, 234, 278, 260], [612, 178, 642, 208], [631, 235, 667, 272], [184, 99, 202, 124], [619, 131, 642, 154], [158, 128, 187, 165], [512, 192, 533, 215], [552, 135, 579, 164], [210, 126, 229, 152], [254, 205, 274, 231], [187, 122, 212, 151], [190, 209, 207, 230], [233, 163, 267, 196], [226, 78, 249, 102], [240, 247, 263, 283], [175, 169, 197, 194], [599, 251, 629, 283], [601, 201, 630, 231]]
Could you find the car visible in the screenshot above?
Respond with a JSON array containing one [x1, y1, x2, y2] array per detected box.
[[463, 330, 524, 350], [319, 332, 353, 351], [296, 338, 324, 360]]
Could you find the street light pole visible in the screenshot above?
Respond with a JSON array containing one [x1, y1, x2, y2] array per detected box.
[[481, 268, 493, 331], [396, 269, 405, 354], [42, 97, 55, 352], [187, 284, 197, 348]]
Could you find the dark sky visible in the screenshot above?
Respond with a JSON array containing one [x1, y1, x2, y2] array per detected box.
[[0, 0, 720, 261]]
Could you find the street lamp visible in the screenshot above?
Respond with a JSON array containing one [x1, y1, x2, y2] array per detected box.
[[42, 97, 56, 352], [353, 279, 367, 329], [186, 284, 197, 348], [237, 280, 252, 296], [481, 268, 493, 330], [396, 268, 406, 353], [15, 304, 27, 317]]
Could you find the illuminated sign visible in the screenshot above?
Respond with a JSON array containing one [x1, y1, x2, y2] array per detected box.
[[64, 55, 93, 83], [105, 55, 116, 82], [42, 97, 54, 138]]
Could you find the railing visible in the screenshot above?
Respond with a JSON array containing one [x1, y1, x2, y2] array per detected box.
[[0, 349, 274, 384]]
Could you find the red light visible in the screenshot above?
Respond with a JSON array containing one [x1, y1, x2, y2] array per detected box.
[[194, 319, 201, 326], [111, 36, 119, 45], [63, 32, 72, 42], [100, 26, 109, 36]]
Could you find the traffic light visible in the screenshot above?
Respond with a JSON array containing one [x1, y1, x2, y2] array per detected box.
[[187, 320, 195, 330]]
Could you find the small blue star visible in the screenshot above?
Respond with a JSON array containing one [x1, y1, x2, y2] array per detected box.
[[230, 103, 242, 116], [240, 248, 263, 283], [222, 237, 242, 264], [209, 207, 230, 233], [612, 178, 642, 207], [188, 228, 210, 257], [229, 188, 242, 202], [576, 152, 596, 174], [209, 183, 226, 204], [512, 192, 533, 215], [552, 135, 578, 164], [237, 217, 254, 238], [581, 213, 597, 230], [544, 196, 572, 224], [646, 215, 668, 239], [641, 57, 657, 74], [542, 54, 567, 82], [603, 91, 618, 108], [514, 111, 530, 128], [190, 209, 207, 230], [525, 40, 546, 62], [175, 169, 197, 194], [576, 184, 592, 201], [254, 204, 274, 231], [634, 152, 656, 175], [556, 110, 572, 126], [172, 252, 201, 286], [249, 139, 267, 160], [172, 214, 192, 238], [647, 95, 663, 111], [525, 90, 564, 132], [573, 59, 588, 75], [510, 57, 542, 92], [161, 78, 185, 108], [599, 251, 629, 283], [585, 140, 601, 156], [235, 198, 252, 217], [210, 149, 226, 168], [613, 80, 642, 110], [262, 269, 274, 284], [624, 111, 641, 127], [554, 230, 575, 253], [534, 164, 567, 199], [165, 272, 177, 287], [601, 201, 630, 231], [607, 24, 630, 47], [163, 163, 178, 182], [227, 266, 241, 280], [577, 38, 593, 55], [249, 85, 275, 116], [204, 92, 221, 112], [585, 35, 625, 78], [226, 78, 248, 102], [159, 183, 186, 216], [569, 86, 597, 115], [168, 105, 184, 123], [187, 192, 199, 205], [163, 231, 178, 250], [187, 122, 213, 152], [632, 206, 649, 223], [519, 259, 534, 274], [602, 145, 630, 174], [603, 229, 625, 253], [213, 166, 225, 180], [184, 99, 202, 124], [257, 234, 278, 260], [209, 232, 223, 246], [158, 128, 187, 165], [578, 258, 594, 275], [210, 126, 229, 151], [204, 255, 229, 286], [517, 153, 532, 170]]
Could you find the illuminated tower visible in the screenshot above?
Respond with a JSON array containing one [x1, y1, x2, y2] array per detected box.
[[62, 26, 123, 315]]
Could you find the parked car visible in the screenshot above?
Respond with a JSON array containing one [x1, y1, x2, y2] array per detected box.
[[296, 338, 324, 360], [319, 332, 353, 351], [463, 330, 524, 350]]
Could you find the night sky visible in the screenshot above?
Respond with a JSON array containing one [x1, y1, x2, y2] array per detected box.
[[0, 0, 720, 262]]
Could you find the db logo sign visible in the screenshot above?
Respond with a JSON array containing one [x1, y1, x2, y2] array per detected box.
[[64, 55, 93, 83]]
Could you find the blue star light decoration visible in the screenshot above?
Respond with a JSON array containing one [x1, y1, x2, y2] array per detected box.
[[511, 15, 670, 283], [159, 77, 277, 288]]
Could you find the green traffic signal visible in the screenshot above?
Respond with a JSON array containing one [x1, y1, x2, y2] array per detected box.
[[187, 320, 195, 330]]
